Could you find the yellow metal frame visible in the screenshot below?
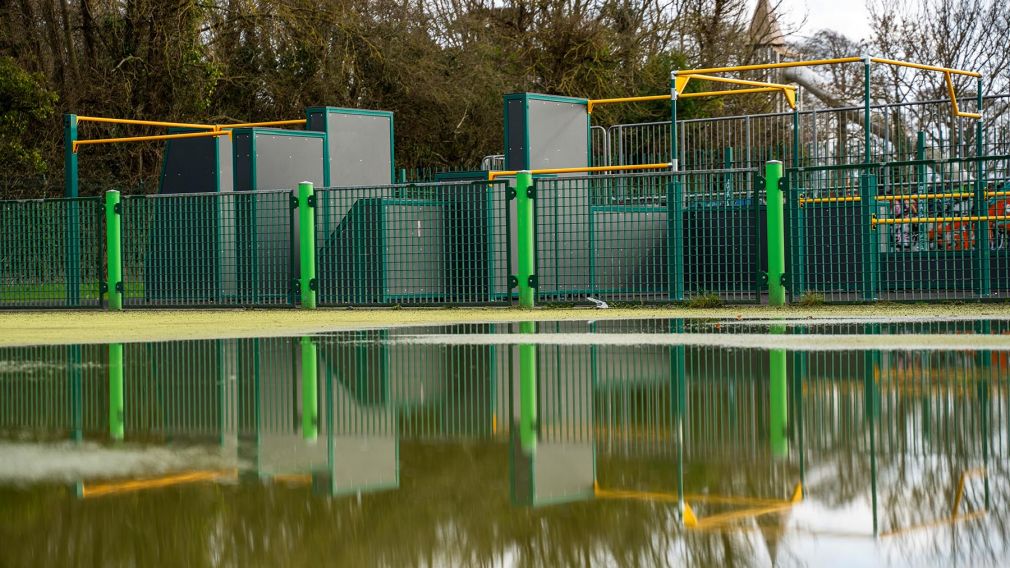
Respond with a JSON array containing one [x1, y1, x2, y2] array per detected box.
[[487, 162, 672, 181], [677, 56, 981, 119], [594, 481, 803, 530], [881, 468, 988, 537], [587, 75, 796, 114], [871, 215, 1010, 225], [72, 130, 231, 153], [216, 119, 307, 129], [80, 469, 237, 498], [799, 190, 1010, 205], [75, 116, 216, 130], [71, 115, 306, 153]]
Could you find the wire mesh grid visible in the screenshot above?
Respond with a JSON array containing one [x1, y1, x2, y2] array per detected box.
[[0, 197, 104, 308], [532, 168, 760, 304], [314, 180, 512, 306], [121, 190, 295, 307]]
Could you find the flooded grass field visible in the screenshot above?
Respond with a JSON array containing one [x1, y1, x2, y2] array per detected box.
[[1, 318, 1008, 566]]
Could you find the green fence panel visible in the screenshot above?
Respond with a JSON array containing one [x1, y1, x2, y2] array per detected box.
[[314, 180, 512, 306], [0, 197, 103, 308], [532, 169, 761, 304], [120, 190, 295, 307]]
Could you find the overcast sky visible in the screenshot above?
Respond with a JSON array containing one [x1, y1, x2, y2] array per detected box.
[[772, 0, 872, 42]]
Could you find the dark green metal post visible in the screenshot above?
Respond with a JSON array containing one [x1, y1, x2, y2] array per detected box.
[[668, 179, 684, 301], [517, 171, 535, 309], [670, 320, 687, 521], [109, 343, 124, 441], [670, 71, 679, 171], [766, 161, 786, 306], [105, 191, 123, 310], [519, 321, 537, 453], [790, 106, 805, 299], [298, 182, 317, 309], [301, 336, 318, 441], [68, 345, 83, 442], [860, 56, 879, 301], [64, 114, 78, 198], [974, 78, 990, 297], [64, 114, 81, 305]]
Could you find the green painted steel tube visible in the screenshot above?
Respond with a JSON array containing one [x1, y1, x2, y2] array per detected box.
[[975, 77, 990, 297], [769, 324, 788, 458], [69, 345, 83, 442], [765, 161, 786, 306], [298, 182, 317, 309], [863, 57, 872, 163], [519, 320, 537, 453], [105, 190, 123, 310], [64, 114, 78, 199], [109, 342, 124, 441], [65, 114, 81, 306], [301, 336, 318, 441], [516, 172, 535, 309], [670, 72, 679, 170]]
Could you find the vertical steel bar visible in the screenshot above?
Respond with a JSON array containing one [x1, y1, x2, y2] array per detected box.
[[975, 78, 990, 297], [766, 162, 786, 306], [298, 182, 317, 309], [301, 336, 318, 440], [105, 191, 123, 310], [516, 172, 535, 308], [519, 321, 537, 453], [109, 342, 124, 440]]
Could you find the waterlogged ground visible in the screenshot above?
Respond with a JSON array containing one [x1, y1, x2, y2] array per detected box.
[[1, 318, 1008, 567]]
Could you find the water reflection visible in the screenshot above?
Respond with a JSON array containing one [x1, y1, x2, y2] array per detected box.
[[0, 319, 1007, 566]]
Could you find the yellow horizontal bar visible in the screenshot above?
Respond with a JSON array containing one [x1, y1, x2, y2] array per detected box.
[[216, 119, 308, 129], [872, 57, 981, 78], [692, 503, 794, 530], [76, 115, 216, 130], [488, 162, 672, 180], [681, 74, 796, 91], [680, 57, 864, 75], [587, 95, 670, 114], [679, 87, 777, 98], [81, 469, 236, 498], [680, 56, 978, 78], [872, 215, 1010, 225], [272, 473, 313, 484], [801, 190, 1010, 205], [73, 130, 230, 153], [880, 510, 987, 537], [799, 196, 862, 204]]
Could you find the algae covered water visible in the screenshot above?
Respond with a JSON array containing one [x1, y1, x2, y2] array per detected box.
[[1, 319, 1008, 566]]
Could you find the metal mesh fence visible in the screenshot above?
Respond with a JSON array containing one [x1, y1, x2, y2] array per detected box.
[[121, 190, 295, 307], [533, 169, 760, 303], [788, 155, 1010, 301], [0, 197, 104, 308], [603, 95, 1009, 171], [314, 180, 512, 306]]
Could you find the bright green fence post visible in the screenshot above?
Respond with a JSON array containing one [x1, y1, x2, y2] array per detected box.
[[519, 320, 537, 453], [109, 342, 124, 441], [769, 325, 788, 458], [516, 171, 535, 309], [105, 190, 123, 310], [298, 182, 317, 309], [765, 161, 786, 306], [301, 336, 318, 441]]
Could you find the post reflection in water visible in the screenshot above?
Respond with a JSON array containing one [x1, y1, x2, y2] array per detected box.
[[0, 319, 1007, 566]]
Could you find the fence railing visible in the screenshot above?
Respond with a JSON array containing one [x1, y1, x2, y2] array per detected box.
[[5, 159, 1010, 308], [0, 196, 104, 308], [314, 180, 512, 305], [602, 94, 1010, 172]]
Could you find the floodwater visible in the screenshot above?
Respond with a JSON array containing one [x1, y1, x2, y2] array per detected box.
[[1, 318, 1008, 567]]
